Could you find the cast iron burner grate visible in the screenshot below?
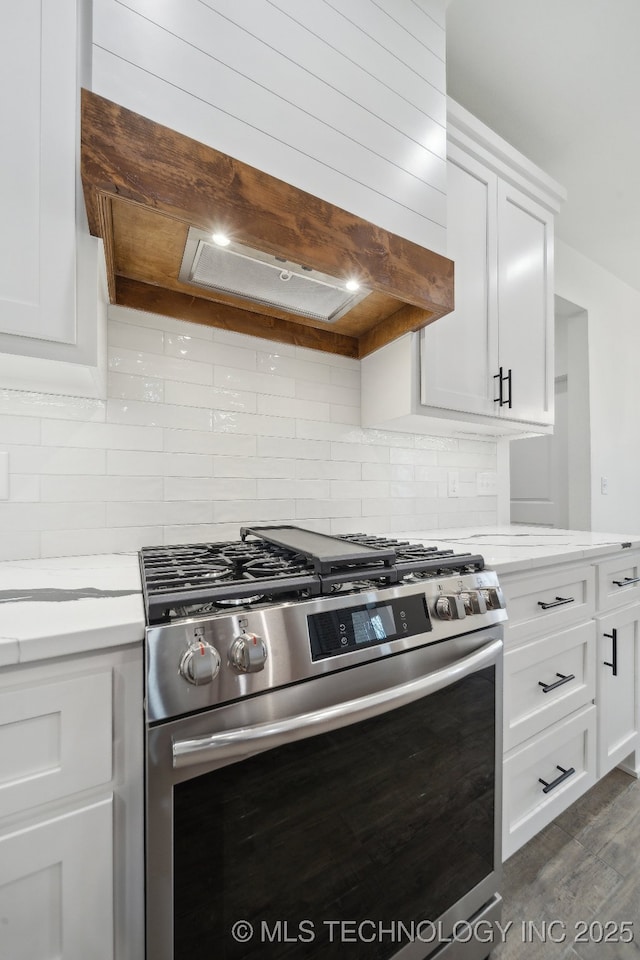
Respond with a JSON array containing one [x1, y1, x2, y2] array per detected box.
[[140, 529, 484, 625]]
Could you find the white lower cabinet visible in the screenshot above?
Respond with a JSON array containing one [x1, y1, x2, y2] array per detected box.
[[501, 560, 598, 860], [503, 619, 595, 752], [0, 646, 143, 960], [0, 799, 113, 960], [596, 603, 640, 777], [502, 551, 640, 861], [503, 705, 596, 859]]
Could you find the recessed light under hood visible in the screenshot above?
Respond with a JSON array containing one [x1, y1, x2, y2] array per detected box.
[[179, 228, 370, 324]]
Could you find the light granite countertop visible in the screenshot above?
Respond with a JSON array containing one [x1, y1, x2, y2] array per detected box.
[[0, 553, 144, 667], [2, 526, 640, 667], [391, 525, 640, 575]]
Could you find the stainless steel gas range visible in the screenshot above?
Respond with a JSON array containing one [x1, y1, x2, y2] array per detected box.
[[140, 526, 507, 960]]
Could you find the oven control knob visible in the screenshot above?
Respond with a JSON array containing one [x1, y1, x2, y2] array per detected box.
[[230, 632, 268, 674], [434, 595, 466, 620], [480, 587, 506, 611], [461, 591, 488, 615], [179, 641, 221, 686]]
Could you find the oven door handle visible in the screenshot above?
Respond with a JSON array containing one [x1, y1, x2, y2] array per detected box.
[[172, 637, 502, 769]]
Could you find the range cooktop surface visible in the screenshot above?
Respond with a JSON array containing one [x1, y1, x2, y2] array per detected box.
[[140, 526, 485, 625]]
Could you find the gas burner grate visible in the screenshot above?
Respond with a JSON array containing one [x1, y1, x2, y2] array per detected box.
[[140, 531, 485, 624]]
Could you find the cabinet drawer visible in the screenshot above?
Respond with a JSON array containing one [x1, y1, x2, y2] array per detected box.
[[504, 620, 595, 750], [502, 705, 596, 860], [0, 797, 113, 960], [501, 564, 595, 646], [596, 552, 640, 612], [0, 670, 112, 819]]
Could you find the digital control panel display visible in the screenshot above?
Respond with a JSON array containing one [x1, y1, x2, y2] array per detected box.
[[308, 593, 431, 661]]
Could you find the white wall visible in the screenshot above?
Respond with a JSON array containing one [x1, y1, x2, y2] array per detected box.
[[0, 307, 498, 560], [555, 238, 640, 533], [91, 0, 448, 255]]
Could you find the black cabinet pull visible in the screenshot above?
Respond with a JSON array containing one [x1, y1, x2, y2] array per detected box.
[[538, 672, 575, 694], [493, 367, 504, 405], [537, 596, 575, 610], [603, 628, 618, 676], [493, 367, 512, 407], [612, 576, 640, 587], [539, 765, 576, 794]]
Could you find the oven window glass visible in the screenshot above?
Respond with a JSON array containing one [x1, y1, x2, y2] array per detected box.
[[173, 666, 496, 960]]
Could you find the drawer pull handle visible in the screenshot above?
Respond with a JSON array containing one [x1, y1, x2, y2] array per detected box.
[[539, 765, 576, 794], [612, 576, 640, 587], [538, 672, 575, 694], [603, 629, 618, 676], [537, 596, 575, 610]]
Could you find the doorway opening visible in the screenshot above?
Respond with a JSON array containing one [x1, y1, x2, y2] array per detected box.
[[509, 295, 590, 529]]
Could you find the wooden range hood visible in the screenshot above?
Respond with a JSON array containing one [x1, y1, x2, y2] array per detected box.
[[81, 90, 454, 359]]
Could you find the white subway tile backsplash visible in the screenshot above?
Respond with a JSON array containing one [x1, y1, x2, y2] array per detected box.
[[41, 475, 164, 502], [0, 415, 41, 445], [257, 479, 330, 500], [330, 480, 389, 499], [108, 372, 164, 402], [107, 399, 213, 431], [10, 474, 40, 501], [215, 499, 296, 522], [257, 352, 332, 383], [107, 450, 167, 476], [2, 307, 498, 559], [0, 390, 105, 421], [214, 411, 296, 438], [42, 419, 164, 451], [296, 459, 360, 480], [259, 394, 330, 421], [109, 346, 214, 385], [214, 366, 295, 398], [330, 405, 360, 425], [6, 445, 107, 475], [213, 327, 295, 355], [258, 437, 330, 460], [108, 318, 165, 354], [214, 456, 297, 479], [391, 447, 438, 465], [361, 463, 393, 481], [331, 442, 390, 463]]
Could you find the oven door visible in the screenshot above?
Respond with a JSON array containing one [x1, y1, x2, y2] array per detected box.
[[146, 629, 503, 960]]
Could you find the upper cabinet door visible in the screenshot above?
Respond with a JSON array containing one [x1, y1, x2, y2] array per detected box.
[[0, 0, 77, 343], [497, 181, 554, 425], [421, 146, 499, 416]]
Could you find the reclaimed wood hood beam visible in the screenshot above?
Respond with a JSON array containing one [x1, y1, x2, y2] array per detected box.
[[80, 89, 454, 358]]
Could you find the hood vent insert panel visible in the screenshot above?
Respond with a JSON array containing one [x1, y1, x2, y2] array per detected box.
[[179, 228, 370, 324]]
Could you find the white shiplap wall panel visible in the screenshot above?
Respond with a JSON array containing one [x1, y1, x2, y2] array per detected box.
[[319, 0, 445, 86], [92, 0, 447, 251], [93, 47, 444, 252], [199, 0, 447, 162], [270, 0, 445, 122], [112, 0, 446, 194]]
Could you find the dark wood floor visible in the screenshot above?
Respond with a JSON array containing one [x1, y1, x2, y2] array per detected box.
[[495, 769, 640, 959]]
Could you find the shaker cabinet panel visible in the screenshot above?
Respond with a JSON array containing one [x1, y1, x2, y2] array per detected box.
[[504, 619, 595, 751], [596, 551, 640, 612], [0, 669, 112, 820], [421, 147, 498, 416], [596, 605, 640, 777], [0, 798, 113, 960], [497, 182, 554, 425], [0, 0, 77, 343], [503, 705, 596, 860]]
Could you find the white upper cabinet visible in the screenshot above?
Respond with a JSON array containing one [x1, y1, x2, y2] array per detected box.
[[0, 0, 105, 397], [419, 146, 499, 417], [362, 99, 565, 438]]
